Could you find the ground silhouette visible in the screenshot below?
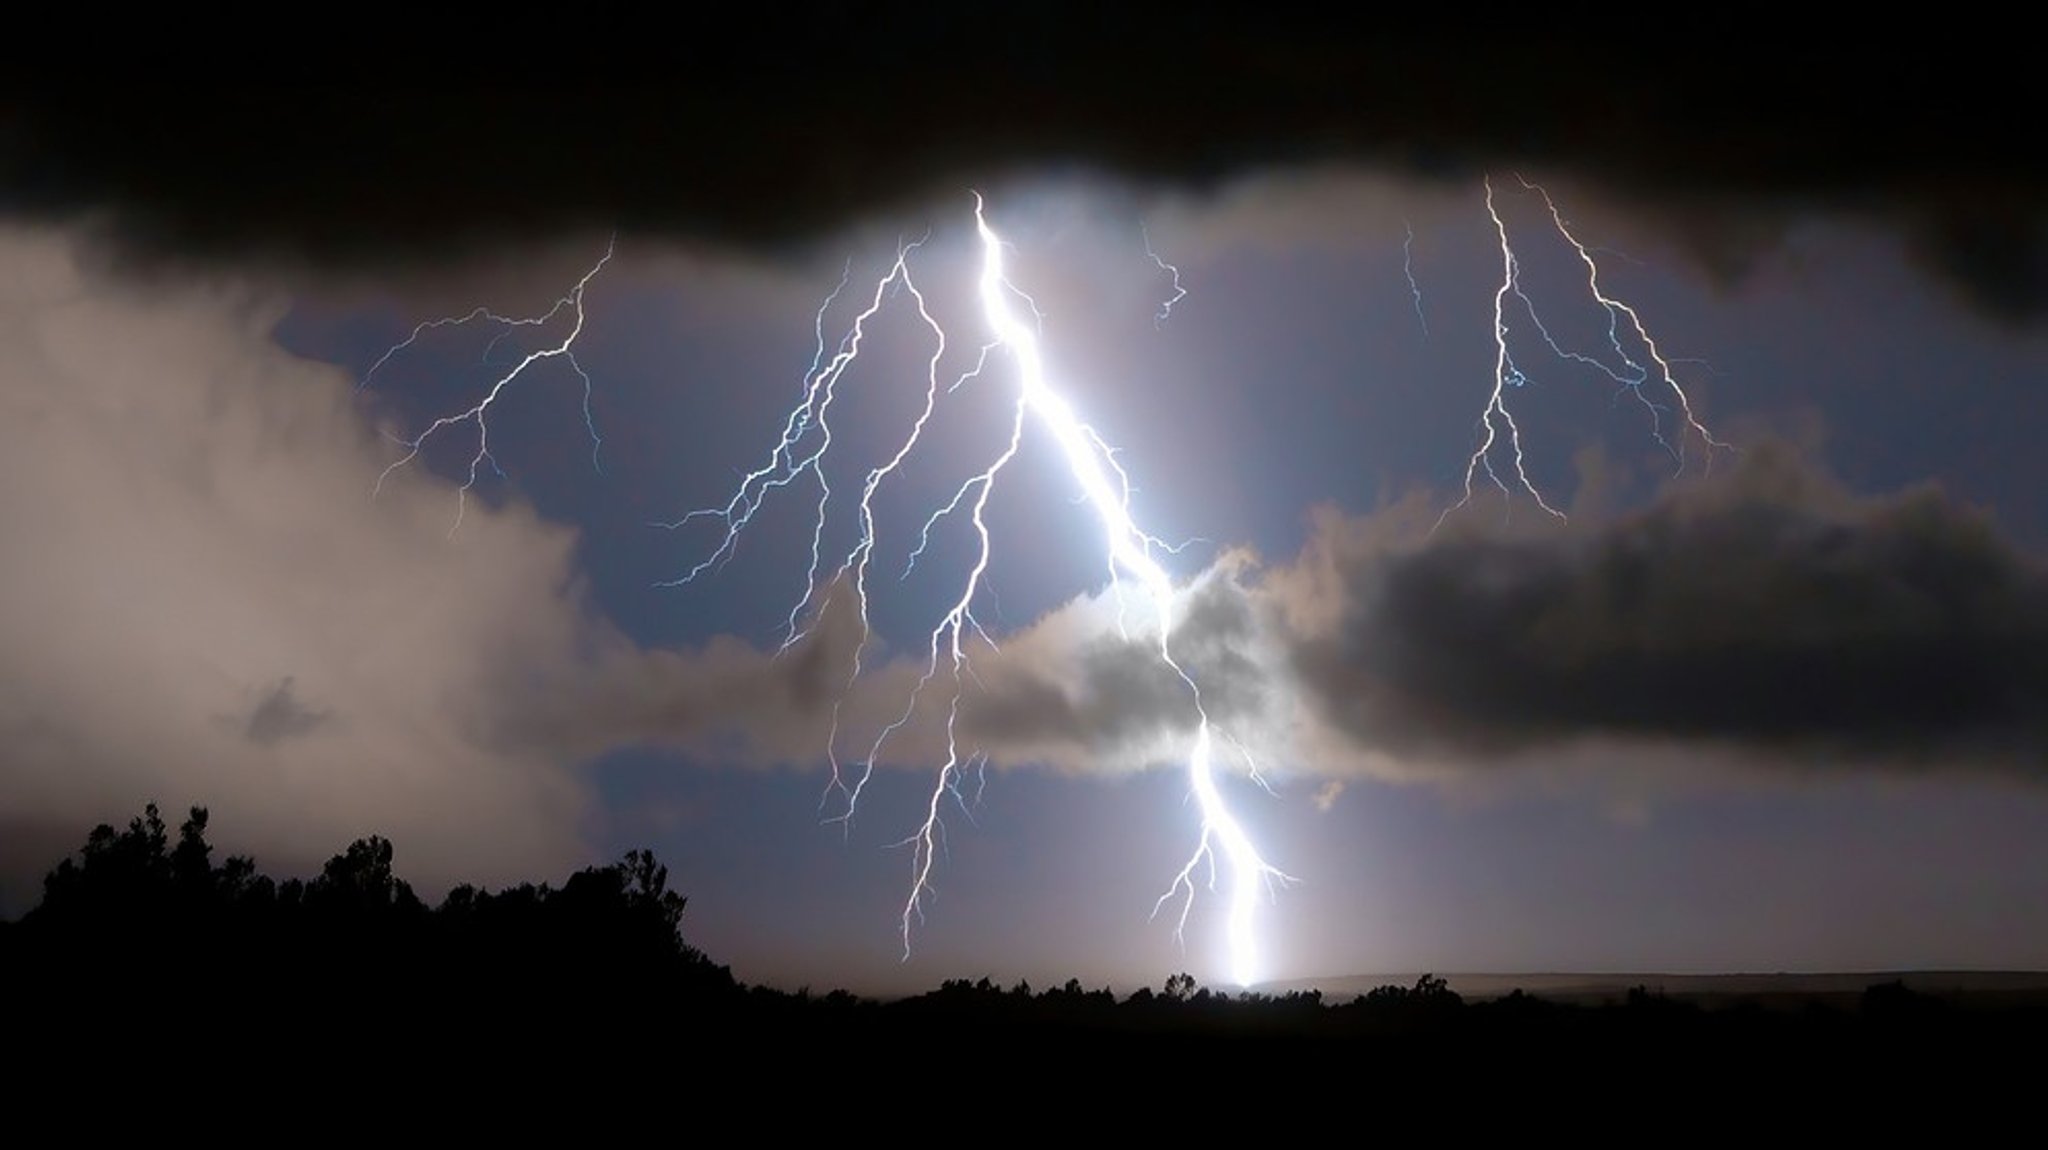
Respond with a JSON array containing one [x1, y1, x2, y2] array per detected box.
[[4, 803, 2037, 1120]]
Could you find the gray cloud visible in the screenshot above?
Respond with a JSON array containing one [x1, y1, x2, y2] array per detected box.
[[359, 421, 2044, 802], [940, 562, 1280, 772], [490, 564, 1272, 782], [587, 446, 2048, 786]]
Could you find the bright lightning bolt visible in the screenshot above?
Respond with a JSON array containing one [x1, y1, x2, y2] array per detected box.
[[1516, 175, 1732, 474], [970, 199, 1288, 987], [1444, 177, 1564, 525], [367, 240, 615, 533], [663, 196, 1288, 985], [1442, 178, 1733, 528]]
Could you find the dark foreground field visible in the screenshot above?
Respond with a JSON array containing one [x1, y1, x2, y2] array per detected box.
[[1286, 968, 2048, 1011], [7, 807, 2038, 1130]]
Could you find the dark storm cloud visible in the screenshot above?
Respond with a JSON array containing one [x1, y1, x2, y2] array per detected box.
[[528, 451, 2046, 782], [1288, 448, 2048, 768], [3, 18, 2040, 319]]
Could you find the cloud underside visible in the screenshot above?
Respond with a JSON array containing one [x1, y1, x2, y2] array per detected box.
[[3, 28, 2042, 320]]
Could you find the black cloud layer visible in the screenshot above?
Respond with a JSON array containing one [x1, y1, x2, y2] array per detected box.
[[3, 14, 2040, 316], [1298, 457, 2048, 765]]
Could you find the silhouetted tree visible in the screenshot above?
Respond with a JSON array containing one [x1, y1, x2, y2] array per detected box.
[[8, 803, 737, 1039], [36, 803, 176, 923], [312, 835, 421, 915]]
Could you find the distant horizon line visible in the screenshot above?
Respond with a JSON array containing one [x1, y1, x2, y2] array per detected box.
[[1264, 969, 2048, 998]]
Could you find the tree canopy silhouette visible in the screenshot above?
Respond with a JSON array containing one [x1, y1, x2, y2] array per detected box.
[[6, 802, 737, 1040], [5, 802, 2038, 1102]]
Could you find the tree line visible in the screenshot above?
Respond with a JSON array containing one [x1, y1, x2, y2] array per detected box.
[[3, 802, 2034, 1077]]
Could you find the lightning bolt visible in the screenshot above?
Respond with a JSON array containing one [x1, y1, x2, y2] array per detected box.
[[1402, 219, 1428, 339], [663, 196, 1288, 985], [357, 178, 1728, 990], [367, 239, 614, 533], [1442, 177, 1733, 528], [970, 200, 1288, 987], [1142, 221, 1188, 326], [1517, 175, 1732, 473]]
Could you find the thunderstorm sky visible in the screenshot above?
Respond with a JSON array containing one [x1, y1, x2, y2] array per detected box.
[[4, 40, 2045, 993]]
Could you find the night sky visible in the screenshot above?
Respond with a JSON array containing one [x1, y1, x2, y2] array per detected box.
[[3, 27, 2044, 994]]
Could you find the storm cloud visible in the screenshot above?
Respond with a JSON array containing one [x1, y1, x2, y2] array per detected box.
[[3, 20, 2040, 320], [1286, 448, 2048, 768], [649, 447, 2047, 784]]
